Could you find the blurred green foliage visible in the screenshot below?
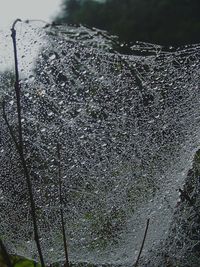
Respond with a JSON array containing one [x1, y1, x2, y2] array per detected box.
[[0, 252, 106, 267], [0, 252, 40, 267], [56, 0, 200, 46]]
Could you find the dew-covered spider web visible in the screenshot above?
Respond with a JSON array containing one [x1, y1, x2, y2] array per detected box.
[[0, 21, 200, 266]]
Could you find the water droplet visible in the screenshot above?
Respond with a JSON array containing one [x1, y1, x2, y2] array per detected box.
[[28, 75, 35, 82], [48, 112, 53, 116], [49, 53, 56, 60]]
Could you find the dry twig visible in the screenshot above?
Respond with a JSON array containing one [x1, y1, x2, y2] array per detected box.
[[3, 18, 46, 267], [134, 218, 150, 267], [57, 143, 70, 267]]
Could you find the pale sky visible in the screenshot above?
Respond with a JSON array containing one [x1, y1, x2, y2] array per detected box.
[[0, 0, 63, 29], [0, 0, 63, 72]]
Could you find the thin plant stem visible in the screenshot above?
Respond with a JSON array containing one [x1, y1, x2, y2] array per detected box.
[[0, 238, 13, 267], [2, 100, 20, 151], [134, 218, 150, 267], [11, 19, 23, 148], [57, 143, 70, 267], [9, 19, 45, 267]]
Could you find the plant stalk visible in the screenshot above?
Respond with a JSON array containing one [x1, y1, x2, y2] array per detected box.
[[10, 19, 45, 267], [57, 143, 70, 267], [134, 218, 150, 267]]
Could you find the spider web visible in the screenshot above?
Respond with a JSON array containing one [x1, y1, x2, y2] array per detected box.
[[0, 22, 200, 265]]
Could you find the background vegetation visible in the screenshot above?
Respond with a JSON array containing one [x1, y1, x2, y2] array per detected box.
[[56, 0, 200, 46]]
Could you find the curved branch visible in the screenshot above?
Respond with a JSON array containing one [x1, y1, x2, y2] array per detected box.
[[57, 143, 70, 267], [10, 19, 45, 267], [2, 100, 20, 151], [134, 218, 150, 267]]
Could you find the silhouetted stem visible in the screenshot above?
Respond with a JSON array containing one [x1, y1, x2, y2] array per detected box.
[[10, 19, 45, 267], [2, 101, 20, 151], [57, 143, 70, 267], [134, 218, 150, 267], [11, 19, 23, 148], [0, 238, 13, 267]]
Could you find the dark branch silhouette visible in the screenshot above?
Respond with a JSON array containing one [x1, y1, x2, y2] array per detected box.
[[57, 143, 70, 267], [134, 218, 150, 267], [4, 19, 46, 267], [2, 100, 20, 151]]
